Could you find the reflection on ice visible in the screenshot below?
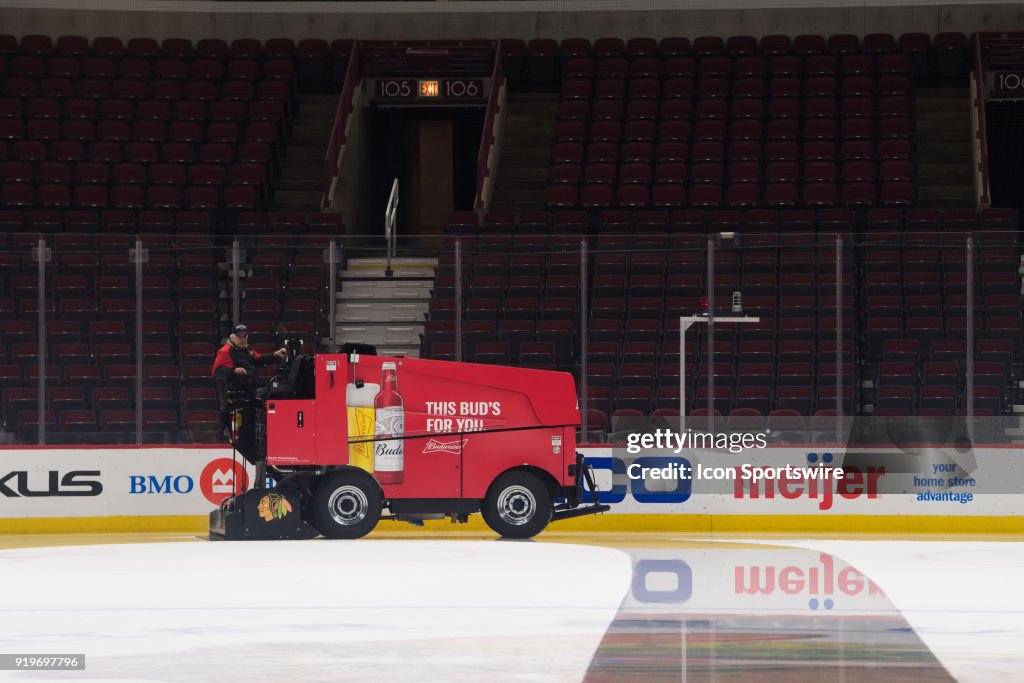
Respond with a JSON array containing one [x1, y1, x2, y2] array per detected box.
[[586, 541, 953, 681]]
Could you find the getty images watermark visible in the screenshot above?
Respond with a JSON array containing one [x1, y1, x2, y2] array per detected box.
[[624, 428, 845, 484]]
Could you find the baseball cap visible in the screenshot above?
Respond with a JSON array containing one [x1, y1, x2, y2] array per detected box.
[[231, 324, 249, 337]]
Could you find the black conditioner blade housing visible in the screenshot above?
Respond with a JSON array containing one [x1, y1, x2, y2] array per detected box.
[[209, 487, 319, 540]]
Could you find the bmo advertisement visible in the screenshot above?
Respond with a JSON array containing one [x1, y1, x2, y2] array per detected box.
[[0, 447, 253, 521]]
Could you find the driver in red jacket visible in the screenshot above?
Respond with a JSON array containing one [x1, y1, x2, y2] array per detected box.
[[212, 324, 287, 430]]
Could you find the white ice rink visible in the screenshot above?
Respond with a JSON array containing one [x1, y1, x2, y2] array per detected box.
[[1, 537, 1022, 682], [0, 540, 633, 682]]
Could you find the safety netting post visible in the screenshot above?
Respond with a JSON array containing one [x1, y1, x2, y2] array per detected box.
[[966, 236, 975, 434], [231, 239, 241, 327], [327, 240, 338, 353], [580, 237, 589, 439], [131, 239, 148, 445], [706, 237, 715, 433], [455, 239, 463, 363], [836, 236, 843, 439], [33, 236, 49, 445]]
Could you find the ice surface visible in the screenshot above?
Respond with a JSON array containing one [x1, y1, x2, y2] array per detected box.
[[0, 540, 633, 682]]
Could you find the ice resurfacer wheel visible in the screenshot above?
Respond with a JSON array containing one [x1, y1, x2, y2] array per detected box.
[[482, 470, 553, 539], [312, 470, 382, 539]]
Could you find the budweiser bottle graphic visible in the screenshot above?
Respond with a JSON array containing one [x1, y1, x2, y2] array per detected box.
[[373, 362, 404, 484]]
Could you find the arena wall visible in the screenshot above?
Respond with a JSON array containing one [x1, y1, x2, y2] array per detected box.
[[1, 445, 1020, 534]]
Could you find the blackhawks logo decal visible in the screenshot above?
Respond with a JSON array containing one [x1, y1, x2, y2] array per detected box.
[[257, 492, 293, 522]]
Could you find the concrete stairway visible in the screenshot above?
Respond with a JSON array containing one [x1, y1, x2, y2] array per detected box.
[[913, 87, 976, 209], [488, 93, 559, 214], [272, 93, 339, 213], [334, 257, 437, 358]]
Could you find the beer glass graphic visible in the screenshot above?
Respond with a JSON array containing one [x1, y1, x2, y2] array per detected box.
[[346, 382, 379, 472]]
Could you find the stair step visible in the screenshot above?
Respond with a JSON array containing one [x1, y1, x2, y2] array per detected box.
[[300, 97, 339, 105], [276, 180, 321, 192], [913, 87, 969, 97], [492, 192, 541, 205], [501, 135, 553, 146], [336, 314, 427, 325], [915, 108, 970, 119], [916, 119, 971, 132], [290, 139, 331, 148], [495, 168, 543, 182], [341, 278, 433, 289], [489, 202, 544, 212], [918, 162, 975, 176], [272, 201, 321, 212], [917, 153, 972, 165], [491, 193, 548, 204], [501, 148, 553, 161], [916, 141, 972, 154], [298, 103, 338, 113], [337, 302, 429, 323], [915, 198, 978, 209], [371, 347, 422, 358], [497, 178, 547, 189], [507, 100, 560, 109], [280, 163, 322, 172], [285, 148, 325, 161], [339, 289, 432, 302], [274, 190, 323, 203], [338, 327, 423, 343], [505, 115, 561, 125], [916, 131, 973, 142], [338, 325, 423, 345], [296, 111, 336, 119], [498, 161, 551, 173], [341, 270, 436, 279], [280, 170, 324, 182], [491, 193, 546, 202], [913, 99, 969, 111], [917, 169, 973, 177], [505, 94, 561, 103], [291, 138, 331, 147], [918, 174, 974, 185], [348, 257, 437, 268], [917, 185, 976, 200]]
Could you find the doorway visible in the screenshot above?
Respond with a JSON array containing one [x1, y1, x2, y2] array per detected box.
[[369, 107, 484, 239]]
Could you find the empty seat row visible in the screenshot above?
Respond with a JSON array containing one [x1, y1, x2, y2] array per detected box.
[[445, 207, 1017, 234], [504, 33, 968, 87], [0, 35, 346, 60], [550, 160, 913, 185], [560, 75, 910, 100], [2, 77, 294, 102], [0, 119, 282, 144], [0, 139, 276, 164], [1, 183, 262, 210], [2, 57, 296, 82], [506, 33, 965, 59], [561, 54, 910, 79], [545, 180, 916, 210], [551, 140, 911, 171], [558, 90, 913, 121], [0, 98, 285, 123], [0, 209, 341, 239], [554, 115, 913, 150]]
